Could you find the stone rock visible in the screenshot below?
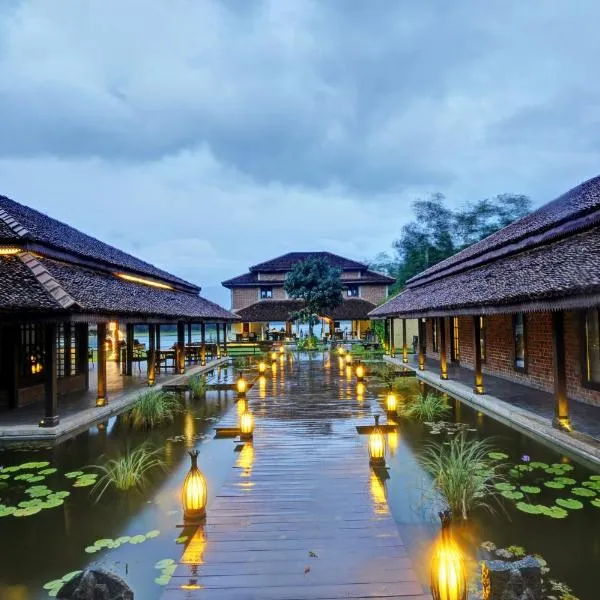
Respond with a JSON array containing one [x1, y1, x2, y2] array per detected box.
[[57, 569, 133, 600], [482, 556, 542, 600]]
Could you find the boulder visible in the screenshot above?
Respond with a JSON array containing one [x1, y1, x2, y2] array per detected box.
[[57, 569, 133, 600], [482, 556, 542, 600]]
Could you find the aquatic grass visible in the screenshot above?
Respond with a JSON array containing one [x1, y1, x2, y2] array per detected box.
[[129, 389, 182, 428], [372, 363, 398, 389], [91, 445, 166, 500], [399, 391, 450, 421], [391, 377, 420, 398], [420, 433, 505, 519], [188, 375, 207, 399]]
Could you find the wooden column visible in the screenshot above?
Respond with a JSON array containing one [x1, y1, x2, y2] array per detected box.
[[156, 325, 161, 355], [222, 322, 228, 355], [216, 323, 221, 358], [125, 324, 134, 376], [64, 322, 72, 377], [177, 321, 186, 374], [147, 324, 156, 386], [76, 322, 90, 390], [473, 316, 484, 394], [390, 318, 396, 357], [200, 322, 206, 366], [439, 317, 448, 380], [402, 318, 408, 363], [384, 319, 390, 354], [40, 322, 59, 427], [552, 311, 570, 430], [418, 319, 426, 371], [96, 322, 107, 406]]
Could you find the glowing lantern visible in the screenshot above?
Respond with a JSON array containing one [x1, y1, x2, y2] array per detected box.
[[338, 347, 346, 356], [236, 375, 247, 396], [270, 351, 278, 362], [240, 411, 254, 441], [258, 361, 266, 374], [182, 450, 207, 524], [356, 364, 365, 381], [368, 415, 385, 467], [430, 512, 467, 600], [386, 392, 398, 416]]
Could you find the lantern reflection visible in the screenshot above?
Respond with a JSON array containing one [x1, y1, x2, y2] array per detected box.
[[270, 351, 278, 362], [258, 361, 266, 374], [430, 512, 467, 600], [259, 375, 267, 398], [236, 375, 247, 396], [182, 450, 207, 524], [356, 382, 365, 401], [387, 431, 398, 455], [356, 364, 365, 381], [180, 527, 206, 590], [237, 443, 254, 473], [184, 412, 195, 449], [279, 345, 285, 354], [369, 472, 388, 515], [345, 354, 353, 365], [368, 415, 385, 467], [237, 397, 248, 415]]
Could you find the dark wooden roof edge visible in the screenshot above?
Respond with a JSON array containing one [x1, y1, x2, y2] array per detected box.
[[407, 206, 600, 290], [248, 251, 369, 273], [369, 292, 600, 319]]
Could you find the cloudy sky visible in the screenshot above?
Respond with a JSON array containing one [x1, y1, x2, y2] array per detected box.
[[1, 0, 599, 305]]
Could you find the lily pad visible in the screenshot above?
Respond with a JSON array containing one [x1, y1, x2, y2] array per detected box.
[[13, 506, 42, 517], [529, 462, 549, 470], [62, 570, 82, 583], [65, 471, 84, 479], [155, 558, 175, 569], [582, 480, 600, 490], [571, 487, 596, 497], [129, 534, 146, 544], [175, 535, 188, 544], [85, 545, 100, 553], [544, 481, 565, 489], [541, 506, 569, 519], [43, 579, 64, 590], [0, 474, 10, 480], [488, 452, 509, 460], [39, 468, 58, 476], [146, 530, 160, 539], [591, 499, 600, 508], [552, 462, 574, 471], [556, 498, 584, 510], [590, 475, 600, 481], [94, 538, 114, 548], [0, 506, 16, 517], [515, 502, 545, 515], [73, 479, 95, 488], [494, 483, 516, 492], [553, 477, 577, 486], [501, 490, 524, 500], [154, 575, 171, 586], [520, 486, 541, 494], [116, 536, 131, 544], [14, 473, 34, 481]]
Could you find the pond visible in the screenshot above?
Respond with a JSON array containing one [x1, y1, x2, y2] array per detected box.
[[0, 354, 598, 599]]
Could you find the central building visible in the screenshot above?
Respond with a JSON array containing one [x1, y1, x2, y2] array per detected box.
[[222, 252, 394, 342]]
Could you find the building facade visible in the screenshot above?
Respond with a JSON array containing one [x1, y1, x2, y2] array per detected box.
[[370, 175, 600, 427], [223, 252, 394, 340]]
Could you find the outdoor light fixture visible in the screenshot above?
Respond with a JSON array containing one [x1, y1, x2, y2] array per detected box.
[[338, 347, 346, 356], [258, 361, 266, 374], [182, 450, 207, 525], [368, 415, 385, 467], [270, 351, 278, 362], [240, 411, 254, 441], [115, 272, 174, 290], [430, 511, 467, 600], [356, 364, 365, 381], [236, 375, 247, 396], [0, 246, 22, 255], [386, 391, 398, 417]]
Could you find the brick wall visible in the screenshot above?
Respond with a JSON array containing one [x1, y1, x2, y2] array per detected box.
[[361, 284, 388, 304]]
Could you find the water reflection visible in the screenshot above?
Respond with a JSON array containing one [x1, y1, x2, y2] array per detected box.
[[180, 526, 206, 590], [370, 472, 388, 515]]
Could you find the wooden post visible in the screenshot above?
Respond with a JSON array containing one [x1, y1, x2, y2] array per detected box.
[[177, 321, 186, 374], [200, 322, 206, 366], [439, 317, 448, 380], [216, 323, 221, 358], [473, 316, 484, 394], [222, 322, 228, 355], [40, 322, 59, 427], [188, 323, 192, 345], [390, 318, 396, 357], [147, 324, 156, 386], [384, 319, 390, 354], [552, 311, 570, 430], [96, 322, 107, 406], [418, 319, 426, 371], [156, 324, 161, 355], [76, 322, 90, 389], [125, 324, 134, 376], [402, 318, 408, 364]]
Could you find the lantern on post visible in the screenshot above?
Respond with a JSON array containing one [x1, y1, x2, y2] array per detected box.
[[236, 374, 247, 396], [356, 363, 365, 381], [368, 415, 385, 467], [385, 391, 398, 417], [430, 511, 467, 600], [240, 411, 254, 441], [182, 450, 207, 525]]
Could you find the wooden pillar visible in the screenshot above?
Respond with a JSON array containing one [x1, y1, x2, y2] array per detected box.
[[200, 322, 206, 366], [552, 311, 570, 430], [473, 316, 484, 394], [390, 318, 396, 357], [216, 323, 221, 358], [76, 322, 90, 390], [40, 322, 59, 427], [147, 324, 156, 386], [439, 317, 448, 380], [125, 324, 134, 376], [222, 323, 228, 355], [177, 321, 186, 375], [384, 319, 390, 354], [96, 322, 107, 406], [156, 324, 161, 354], [418, 319, 426, 371], [402, 318, 408, 364]]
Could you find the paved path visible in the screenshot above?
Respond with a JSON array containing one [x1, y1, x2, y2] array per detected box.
[[163, 354, 430, 599]]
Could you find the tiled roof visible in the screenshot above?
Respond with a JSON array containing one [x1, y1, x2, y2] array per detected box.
[[0, 254, 239, 321], [327, 299, 377, 320], [0, 196, 196, 290], [249, 252, 369, 273]]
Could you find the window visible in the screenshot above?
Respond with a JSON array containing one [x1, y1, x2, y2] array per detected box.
[[583, 309, 600, 387], [346, 285, 359, 297], [451, 317, 460, 362], [479, 316, 486, 363], [431, 319, 438, 352], [514, 313, 527, 371], [20, 323, 45, 380], [260, 287, 273, 299], [57, 324, 77, 378]]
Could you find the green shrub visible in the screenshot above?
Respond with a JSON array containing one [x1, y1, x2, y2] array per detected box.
[[188, 375, 207, 399], [129, 389, 182, 428], [392, 377, 420, 397], [399, 391, 450, 421], [297, 336, 319, 351], [373, 363, 398, 388]]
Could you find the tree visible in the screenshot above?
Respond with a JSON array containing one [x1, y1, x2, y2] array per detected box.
[[284, 256, 344, 338]]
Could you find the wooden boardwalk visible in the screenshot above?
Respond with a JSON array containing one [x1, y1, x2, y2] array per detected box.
[[163, 355, 431, 599]]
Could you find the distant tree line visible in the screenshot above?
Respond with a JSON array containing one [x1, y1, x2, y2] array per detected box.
[[370, 192, 531, 295]]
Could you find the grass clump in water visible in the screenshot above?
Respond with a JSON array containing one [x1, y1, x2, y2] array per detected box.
[[92, 445, 165, 500], [129, 389, 182, 428], [399, 391, 450, 421], [188, 375, 207, 399], [420, 433, 504, 519]]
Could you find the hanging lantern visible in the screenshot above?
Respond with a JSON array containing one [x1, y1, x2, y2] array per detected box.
[[430, 512, 467, 600], [356, 364, 365, 381], [236, 375, 247, 396], [258, 361, 266, 374], [240, 411, 254, 441], [182, 450, 207, 524], [368, 415, 385, 467], [386, 391, 398, 416]]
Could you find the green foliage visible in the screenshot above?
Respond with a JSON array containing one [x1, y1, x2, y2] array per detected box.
[[284, 256, 343, 337], [297, 335, 320, 351], [91, 445, 165, 499], [399, 391, 450, 421], [371, 320, 386, 344], [372, 363, 398, 388], [420, 434, 504, 519], [188, 375, 207, 399], [391, 377, 420, 397], [129, 389, 182, 428]]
